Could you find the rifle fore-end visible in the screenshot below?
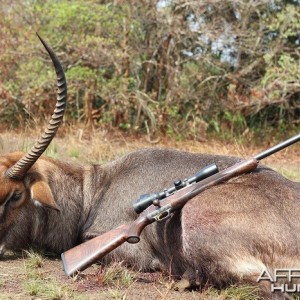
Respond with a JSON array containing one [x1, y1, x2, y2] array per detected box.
[[62, 224, 129, 276]]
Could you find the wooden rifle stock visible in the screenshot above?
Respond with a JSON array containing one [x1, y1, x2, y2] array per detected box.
[[62, 224, 129, 276], [61, 131, 300, 277], [62, 217, 153, 276]]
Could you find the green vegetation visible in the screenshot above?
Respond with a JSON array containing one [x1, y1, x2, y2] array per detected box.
[[69, 148, 81, 159], [271, 164, 300, 181], [23, 249, 44, 269], [199, 285, 262, 300], [98, 262, 135, 288], [22, 250, 84, 300], [0, 1, 299, 140]]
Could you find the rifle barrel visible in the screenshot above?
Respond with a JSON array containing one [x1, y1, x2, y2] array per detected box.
[[255, 133, 300, 161]]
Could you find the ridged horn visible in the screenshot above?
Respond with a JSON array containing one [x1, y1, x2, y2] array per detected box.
[[6, 33, 67, 180]]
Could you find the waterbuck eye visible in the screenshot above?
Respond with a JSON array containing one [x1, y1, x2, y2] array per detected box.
[[9, 192, 22, 203]]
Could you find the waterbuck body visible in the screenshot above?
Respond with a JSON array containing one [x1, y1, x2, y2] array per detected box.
[[1, 36, 299, 298], [1, 149, 300, 287]]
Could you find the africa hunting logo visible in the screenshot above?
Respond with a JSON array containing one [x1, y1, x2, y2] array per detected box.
[[257, 269, 300, 293]]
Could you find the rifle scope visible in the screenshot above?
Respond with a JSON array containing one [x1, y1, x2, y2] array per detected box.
[[133, 163, 219, 214]]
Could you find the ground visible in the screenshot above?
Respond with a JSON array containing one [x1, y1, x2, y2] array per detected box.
[[0, 251, 203, 300], [0, 129, 299, 300]]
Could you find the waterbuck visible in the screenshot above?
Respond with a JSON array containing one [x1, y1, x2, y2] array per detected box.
[[0, 36, 299, 298]]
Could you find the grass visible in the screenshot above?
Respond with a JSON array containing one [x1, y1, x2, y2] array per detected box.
[[19, 139, 59, 159], [69, 148, 81, 159], [1, 127, 299, 168], [107, 288, 127, 300], [23, 249, 44, 269], [159, 275, 262, 299], [22, 250, 84, 300], [271, 164, 300, 181], [22, 252, 135, 299], [99, 262, 135, 288], [23, 276, 84, 300], [195, 285, 260, 300], [44, 143, 59, 159], [0, 278, 5, 288], [219, 284, 262, 300]]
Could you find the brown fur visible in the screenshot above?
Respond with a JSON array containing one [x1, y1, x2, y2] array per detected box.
[[0, 148, 300, 298]]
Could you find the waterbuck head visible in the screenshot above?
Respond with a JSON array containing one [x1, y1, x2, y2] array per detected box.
[[0, 34, 67, 254]]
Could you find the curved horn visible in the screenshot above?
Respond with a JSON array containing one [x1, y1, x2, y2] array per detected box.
[[6, 33, 67, 179]]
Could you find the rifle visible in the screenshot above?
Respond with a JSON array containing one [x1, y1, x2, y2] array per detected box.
[[61, 133, 300, 276]]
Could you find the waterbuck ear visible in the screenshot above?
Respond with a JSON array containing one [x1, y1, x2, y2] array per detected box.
[[30, 180, 60, 211]]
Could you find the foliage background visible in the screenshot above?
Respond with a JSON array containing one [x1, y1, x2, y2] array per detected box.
[[0, 0, 299, 141]]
